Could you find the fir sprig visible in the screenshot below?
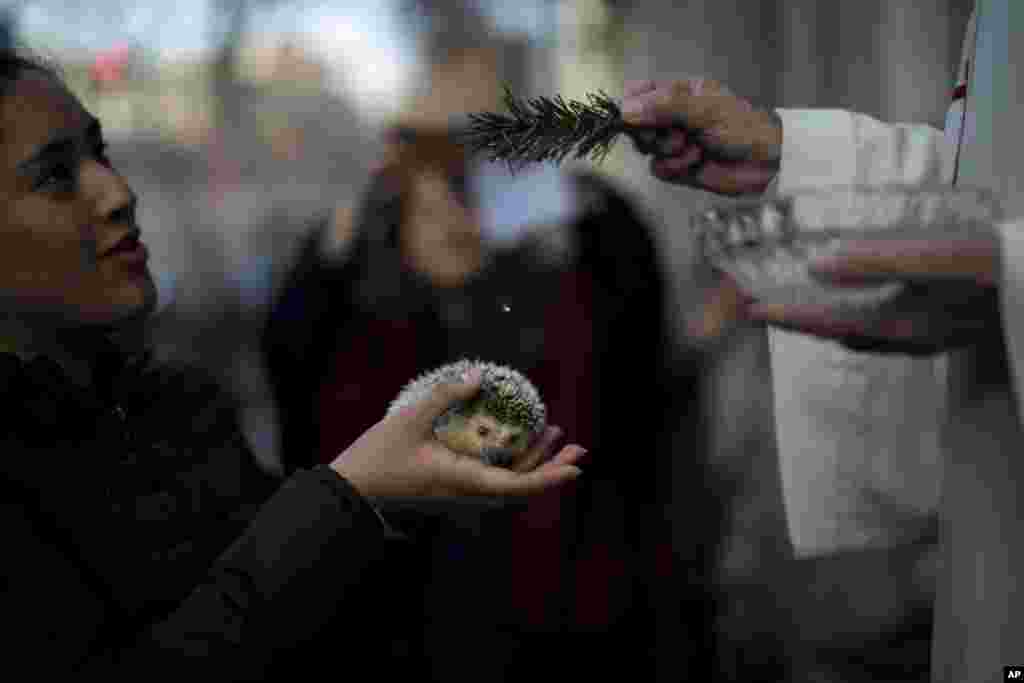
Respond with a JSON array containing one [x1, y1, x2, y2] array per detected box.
[[461, 86, 629, 170]]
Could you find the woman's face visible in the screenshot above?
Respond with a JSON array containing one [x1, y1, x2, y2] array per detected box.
[[403, 164, 483, 288], [0, 71, 155, 328]]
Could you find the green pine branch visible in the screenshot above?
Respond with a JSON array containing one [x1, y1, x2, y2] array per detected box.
[[461, 86, 629, 170]]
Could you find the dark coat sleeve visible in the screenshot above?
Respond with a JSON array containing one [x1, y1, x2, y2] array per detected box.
[[2, 466, 389, 681]]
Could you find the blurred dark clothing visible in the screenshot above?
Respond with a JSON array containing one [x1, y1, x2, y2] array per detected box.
[[0, 345, 395, 680], [263, 169, 712, 680]]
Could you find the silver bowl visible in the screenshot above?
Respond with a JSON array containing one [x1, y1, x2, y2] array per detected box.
[[692, 185, 1001, 313]]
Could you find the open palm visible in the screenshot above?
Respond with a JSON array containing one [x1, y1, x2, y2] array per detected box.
[[330, 369, 586, 500]]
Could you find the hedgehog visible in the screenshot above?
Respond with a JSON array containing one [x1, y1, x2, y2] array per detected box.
[[387, 359, 547, 468]]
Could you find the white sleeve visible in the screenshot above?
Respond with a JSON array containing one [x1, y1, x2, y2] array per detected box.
[[768, 109, 953, 557], [775, 109, 955, 191]]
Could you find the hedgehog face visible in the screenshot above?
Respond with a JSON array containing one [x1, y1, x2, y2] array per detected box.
[[468, 413, 530, 467], [467, 413, 529, 452], [433, 411, 532, 467]]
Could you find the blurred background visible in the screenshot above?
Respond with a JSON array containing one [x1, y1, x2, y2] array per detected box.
[[6, 0, 975, 679]]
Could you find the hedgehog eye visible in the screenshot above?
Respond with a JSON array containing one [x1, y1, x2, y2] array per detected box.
[[477, 425, 491, 438]]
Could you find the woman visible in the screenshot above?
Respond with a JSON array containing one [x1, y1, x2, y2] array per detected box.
[[0, 48, 585, 679]]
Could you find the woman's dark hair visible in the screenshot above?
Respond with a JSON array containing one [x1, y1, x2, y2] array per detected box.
[[0, 46, 63, 98]]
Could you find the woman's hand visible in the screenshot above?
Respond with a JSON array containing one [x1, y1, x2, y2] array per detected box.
[[329, 368, 586, 500], [621, 78, 782, 196]]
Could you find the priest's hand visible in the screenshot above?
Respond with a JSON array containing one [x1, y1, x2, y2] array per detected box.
[[745, 236, 1003, 355], [621, 78, 782, 196]]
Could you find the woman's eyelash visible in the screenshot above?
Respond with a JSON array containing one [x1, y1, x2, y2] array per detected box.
[[37, 142, 111, 190], [38, 162, 75, 189], [94, 141, 110, 163]]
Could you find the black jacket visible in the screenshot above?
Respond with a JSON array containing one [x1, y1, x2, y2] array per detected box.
[[0, 349, 390, 680]]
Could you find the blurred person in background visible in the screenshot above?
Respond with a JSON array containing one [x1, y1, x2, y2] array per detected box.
[[262, 41, 711, 681], [0, 45, 587, 680]]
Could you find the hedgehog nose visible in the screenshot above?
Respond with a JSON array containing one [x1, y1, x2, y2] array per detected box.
[[481, 446, 516, 468]]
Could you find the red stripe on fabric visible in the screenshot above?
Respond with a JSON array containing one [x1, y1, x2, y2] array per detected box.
[[951, 83, 967, 101]]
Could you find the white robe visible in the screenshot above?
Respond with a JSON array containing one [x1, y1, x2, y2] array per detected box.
[[772, 1, 1024, 679]]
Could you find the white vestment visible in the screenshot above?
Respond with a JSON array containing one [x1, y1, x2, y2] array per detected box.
[[772, 1, 1024, 679]]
